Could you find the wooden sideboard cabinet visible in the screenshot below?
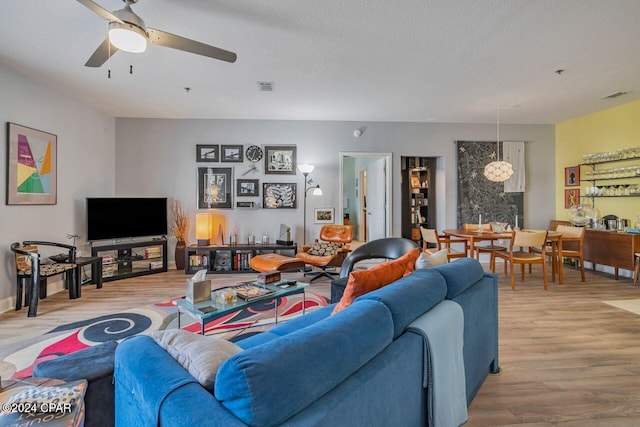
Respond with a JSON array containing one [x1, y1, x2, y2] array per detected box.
[[583, 230, 640, 279]]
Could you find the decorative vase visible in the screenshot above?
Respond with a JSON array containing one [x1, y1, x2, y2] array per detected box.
[[175, 240, 186, 270]]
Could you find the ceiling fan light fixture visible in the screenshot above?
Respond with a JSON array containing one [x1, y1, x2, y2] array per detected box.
[[108, 21, 147, 53], [483, 105, 514, 182]]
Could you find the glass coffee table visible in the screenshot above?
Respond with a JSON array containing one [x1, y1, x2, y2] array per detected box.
[[174, 280, 309, 335]]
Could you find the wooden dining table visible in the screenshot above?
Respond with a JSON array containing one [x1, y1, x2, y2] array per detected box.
[[443, 229, 565, 284]]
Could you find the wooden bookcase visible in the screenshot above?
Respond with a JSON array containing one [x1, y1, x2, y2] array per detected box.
[[401, 156, 437, 242]]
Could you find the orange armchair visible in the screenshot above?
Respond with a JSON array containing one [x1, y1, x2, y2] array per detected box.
[[295, 225, 354, 282]]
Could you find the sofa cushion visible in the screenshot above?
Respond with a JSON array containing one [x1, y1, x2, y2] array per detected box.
[[358, 268, 447, 338], [236, 304, 334, 350], [415, 249, 448, 269], [215, 299, 394, 427], [332, 248, 420, 314], [152, 329, 242, 390], [430, 257, 486, 299]]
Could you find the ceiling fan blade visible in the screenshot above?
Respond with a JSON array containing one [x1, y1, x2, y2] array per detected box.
[[76, 0, 124, 23], [147, 28, 237, 63], [85, 37, 119, 67]]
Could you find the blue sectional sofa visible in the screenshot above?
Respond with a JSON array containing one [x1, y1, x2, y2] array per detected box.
[[114, 257, 499, 426]]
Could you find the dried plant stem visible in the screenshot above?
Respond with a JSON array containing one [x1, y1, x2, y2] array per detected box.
[[171, 200, 189, 244]]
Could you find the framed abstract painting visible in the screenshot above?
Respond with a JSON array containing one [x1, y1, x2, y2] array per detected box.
[[198, 167, 233, 209], [263, 182, 297, 208], [264, 145, 297, 175], [6, 122, 57, 205]]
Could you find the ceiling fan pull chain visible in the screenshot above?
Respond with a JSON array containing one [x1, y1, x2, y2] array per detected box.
[[107, 39, 111, 79]]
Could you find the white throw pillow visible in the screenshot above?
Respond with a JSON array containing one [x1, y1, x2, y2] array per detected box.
[[152, 329, 242, 389], [415, 249, 448, 269]]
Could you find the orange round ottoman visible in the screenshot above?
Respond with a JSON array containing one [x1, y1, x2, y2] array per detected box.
[[250, 253, 306, 272]]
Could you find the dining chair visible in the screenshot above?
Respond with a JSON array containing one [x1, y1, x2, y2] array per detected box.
[[529, 225, 585, 282], [555, 225, 586, 282], [420, 227, 468, 261], [462, 223, 506, 262], [491, 230, 549, 291]]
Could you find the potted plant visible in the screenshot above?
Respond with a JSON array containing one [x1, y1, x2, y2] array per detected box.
[[171, 200, 189, 270]]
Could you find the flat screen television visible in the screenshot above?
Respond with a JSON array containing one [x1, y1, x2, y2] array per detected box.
[[87, 197, 168, 241]]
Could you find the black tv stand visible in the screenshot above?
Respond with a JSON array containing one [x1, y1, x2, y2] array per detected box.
[[91, 239, 167, 282]]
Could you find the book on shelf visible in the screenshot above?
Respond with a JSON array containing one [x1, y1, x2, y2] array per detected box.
[[188, 254, 209, 269], [145, 247, 162, 258], [214, 251, 232, 271], [232, 283, 275, 301], [102, 263, 118, 278], [149, 260, 164, 270], [234, 251, 253, 271]]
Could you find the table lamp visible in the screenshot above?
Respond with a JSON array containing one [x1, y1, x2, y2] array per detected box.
[[195, 213, 212, 246]]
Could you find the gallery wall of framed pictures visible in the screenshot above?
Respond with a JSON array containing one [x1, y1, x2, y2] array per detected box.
[[195, 144, 299, 209]]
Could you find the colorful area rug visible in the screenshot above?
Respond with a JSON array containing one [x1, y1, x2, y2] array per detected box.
[[1, 292, 328, 380]]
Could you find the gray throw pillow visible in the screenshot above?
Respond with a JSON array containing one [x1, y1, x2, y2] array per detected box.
[[152, 329, 242, 389]]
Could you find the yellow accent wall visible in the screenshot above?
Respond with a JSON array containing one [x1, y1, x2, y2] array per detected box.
[[556, 100, 640, 223]]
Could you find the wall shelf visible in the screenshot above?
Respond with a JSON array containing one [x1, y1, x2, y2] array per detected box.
[[579, 160, 640, 204]]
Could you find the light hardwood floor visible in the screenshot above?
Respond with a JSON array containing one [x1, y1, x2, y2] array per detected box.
[[2, 263, 640, 426]]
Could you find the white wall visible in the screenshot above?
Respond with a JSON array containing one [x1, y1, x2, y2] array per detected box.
[[115, 119, 556, 260], [0, 64, 116, 311]]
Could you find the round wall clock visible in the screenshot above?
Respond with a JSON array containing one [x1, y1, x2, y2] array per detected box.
[[245, 145, 263, 162]]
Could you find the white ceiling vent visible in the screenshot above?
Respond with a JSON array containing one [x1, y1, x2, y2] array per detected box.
[[601, 91, 629, 99], [257, 81, 274, 92]]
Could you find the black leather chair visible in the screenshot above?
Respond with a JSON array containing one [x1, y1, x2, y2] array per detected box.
[[330, 238, 418, 303]]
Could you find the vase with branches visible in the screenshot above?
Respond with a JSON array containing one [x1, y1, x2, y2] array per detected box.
[[171, 200, 189, 270]]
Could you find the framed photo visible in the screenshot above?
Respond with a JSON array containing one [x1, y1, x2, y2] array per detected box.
[[314, 208, 335, 224], [237, 179, 259, 197], [221, 145, 243, 162], [565, 166, 579, 186], [196, 144, 219, 162], [264, 145, 297, 175], [263, 183, 297, 209], [198, 167, 232, 209], [6, 123, 57, 205], [564, 188, 579, 209], [410, 175, 421, 189]]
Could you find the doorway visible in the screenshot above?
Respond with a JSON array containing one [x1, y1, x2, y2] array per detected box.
[[339, 152, 392, 242]]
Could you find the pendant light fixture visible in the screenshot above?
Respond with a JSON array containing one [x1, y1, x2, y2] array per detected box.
[[484, 105, 514, 182]]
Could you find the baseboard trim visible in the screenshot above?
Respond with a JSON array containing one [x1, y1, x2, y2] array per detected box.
[[0, 278, 66, 314]]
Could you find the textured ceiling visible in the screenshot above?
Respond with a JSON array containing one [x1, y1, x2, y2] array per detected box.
[[1, 0, 639, 124]]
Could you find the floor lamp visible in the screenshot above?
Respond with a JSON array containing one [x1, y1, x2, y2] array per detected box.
[[298, 164, 323, 245]]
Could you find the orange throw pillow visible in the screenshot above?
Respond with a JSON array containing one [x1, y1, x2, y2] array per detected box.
[[332, 248, 420, 314]]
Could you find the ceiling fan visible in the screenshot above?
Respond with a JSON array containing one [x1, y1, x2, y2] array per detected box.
[[77, 0, 237, 67]]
